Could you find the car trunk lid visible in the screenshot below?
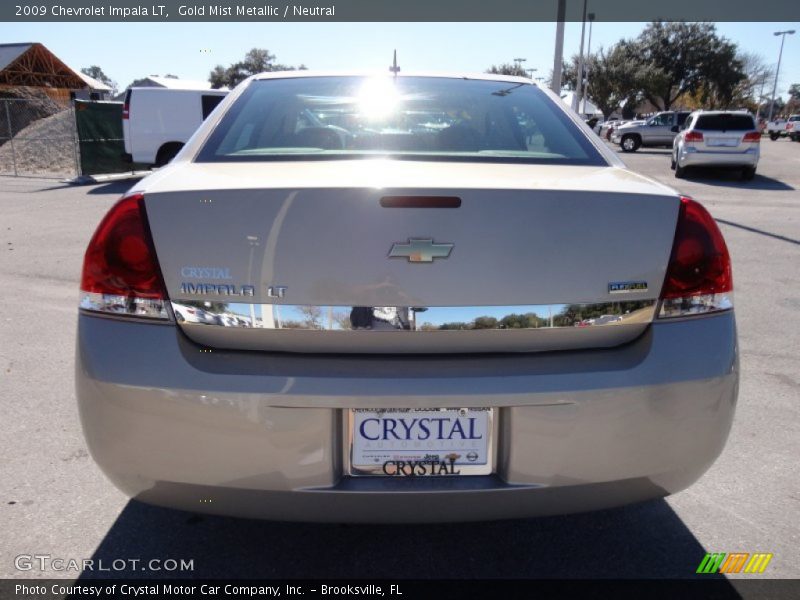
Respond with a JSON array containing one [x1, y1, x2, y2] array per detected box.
[[142, 161, 679, 353]]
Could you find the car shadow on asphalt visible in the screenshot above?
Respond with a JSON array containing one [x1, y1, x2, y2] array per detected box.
[[86, 180, 144, 195], [680, 169, 794, 191], [79, 498, 736, 582], [622, 149, 672, 155]]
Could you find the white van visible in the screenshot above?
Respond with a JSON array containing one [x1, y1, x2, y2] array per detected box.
[[122, 87, 228, 166]]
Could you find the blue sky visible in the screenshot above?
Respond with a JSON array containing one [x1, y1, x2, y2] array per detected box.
[[2, 21, 799, 99]]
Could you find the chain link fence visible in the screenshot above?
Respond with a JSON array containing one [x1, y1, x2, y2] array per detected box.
[[0, 97, 80, 179]]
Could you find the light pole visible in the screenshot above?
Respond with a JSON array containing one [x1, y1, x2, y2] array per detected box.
[[513, 57, 527, 74], [525, 68, 538, 80], [582, 12, 595, 114], [551, 0, 566, 94], [767, 29, 795, 123], [573, 0, 588, 113]]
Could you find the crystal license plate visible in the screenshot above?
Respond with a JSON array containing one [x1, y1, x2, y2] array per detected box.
[[347, 408, 494, 476]]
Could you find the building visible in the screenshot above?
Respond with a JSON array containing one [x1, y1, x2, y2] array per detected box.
[[560, 91, 603, 118], [73, 71, 113, 101], [127, 76, 215, 90], [0, 42, 109, 102]]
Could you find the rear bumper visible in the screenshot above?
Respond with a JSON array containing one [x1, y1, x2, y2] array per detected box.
[[76, 311, 739, 522], [679, 147, 759, 168]]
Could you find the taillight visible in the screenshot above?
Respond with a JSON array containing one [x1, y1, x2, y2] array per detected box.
[[122, 90, 130, 120], [79, 193, 169, 319], [743, 131, 761, 143], [658, 197, 733, 319], [684, 131, 704, 142]]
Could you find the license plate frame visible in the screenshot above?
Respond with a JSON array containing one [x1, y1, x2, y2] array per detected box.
[[345, 408, 496, 477]]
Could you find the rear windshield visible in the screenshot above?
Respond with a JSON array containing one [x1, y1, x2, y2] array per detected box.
[[196, 76, 605, 165], [694, 114, 755, 131]]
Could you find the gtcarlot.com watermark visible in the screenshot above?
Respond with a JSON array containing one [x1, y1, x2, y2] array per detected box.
[[15, 554, 194, 573]]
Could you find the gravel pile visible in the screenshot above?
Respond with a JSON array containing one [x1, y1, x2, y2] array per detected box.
[[0, 108, 77, 177]]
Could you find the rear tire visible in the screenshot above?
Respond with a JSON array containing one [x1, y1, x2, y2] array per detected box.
[[620, 135, 640, 152], [674, 161, 687, 179], [741, 167, 756, 181], [769, 132, 780, 141]]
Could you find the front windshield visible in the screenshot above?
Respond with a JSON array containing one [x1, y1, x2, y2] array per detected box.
[[196, 76, 605, 165]]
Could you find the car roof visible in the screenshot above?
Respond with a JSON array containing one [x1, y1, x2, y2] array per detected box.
[[251, 70, 536, 86], [688, 110, 753, 115]]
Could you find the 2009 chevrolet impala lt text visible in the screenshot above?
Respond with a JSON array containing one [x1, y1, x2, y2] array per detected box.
[[75, 72, 738, 522]]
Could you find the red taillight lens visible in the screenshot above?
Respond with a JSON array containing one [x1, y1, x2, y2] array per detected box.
[[743, 131, 761, 143], [80, 194, 169, 319], [684, 131, 704, 142], [659, 197, 732, 318], [122, 103, 129, 119]]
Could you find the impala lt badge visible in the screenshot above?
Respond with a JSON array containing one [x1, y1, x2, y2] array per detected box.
[[389, 239, 454, 263], [266, 285, 287, 298], [179, 283, 255, 296]]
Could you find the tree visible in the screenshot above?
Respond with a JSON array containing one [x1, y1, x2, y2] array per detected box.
[[560, 59, 577, 90], [209, 48, 307, 89], [586, 44, 647, 119], [732, 52, 774, 110], [634, 21, 745, 111], [558, 42, 645, 119], [787, 84, 800, 114], [697, 39, 746, 108], [486, 63, 528, 77], [297, 306, 323, 330], [80, 65, 117, 95]]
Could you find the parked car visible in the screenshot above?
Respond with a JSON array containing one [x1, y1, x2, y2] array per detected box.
[[596, 116, 620, 136], [766, 118, 788, 140], [672, 110, 760, 180], [602, 119, 644, 141], [122, 87, 228, 167], [611, 110, 692, 152], [77, 72, 738, 522], [785, 115, 800, 142]]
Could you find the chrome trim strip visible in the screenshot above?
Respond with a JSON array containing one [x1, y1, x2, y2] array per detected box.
[[81, 292, 170, 320], [657, 293, 733, 319], [171, 300, 657, 331]]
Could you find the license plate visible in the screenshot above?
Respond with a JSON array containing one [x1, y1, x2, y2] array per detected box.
[[347, 408, 494, 476], [707, 137, 738, 147]]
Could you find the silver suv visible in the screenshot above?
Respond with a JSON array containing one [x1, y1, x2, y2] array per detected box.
[[672, 111, 760, 180], [611, 111, 691, 152]]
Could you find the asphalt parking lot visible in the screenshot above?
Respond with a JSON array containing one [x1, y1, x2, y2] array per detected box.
[[1, 139, 798, 583]]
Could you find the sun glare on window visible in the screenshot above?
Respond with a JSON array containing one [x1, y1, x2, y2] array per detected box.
[[357, 78, 401, 120]]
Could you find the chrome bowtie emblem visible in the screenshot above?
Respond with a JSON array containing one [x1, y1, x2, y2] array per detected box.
[[388, 238, 454, 263]]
